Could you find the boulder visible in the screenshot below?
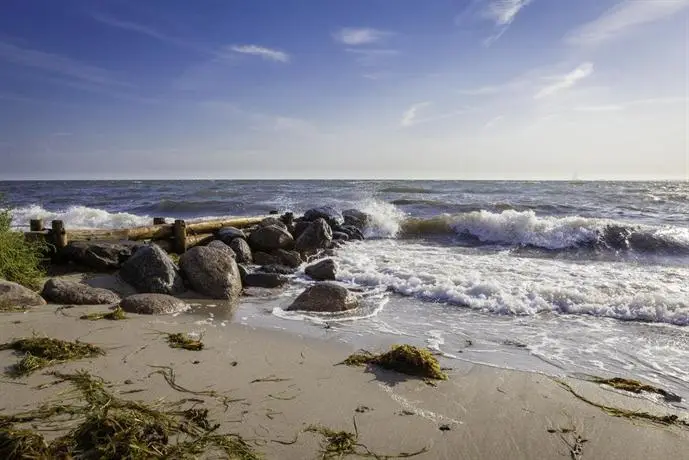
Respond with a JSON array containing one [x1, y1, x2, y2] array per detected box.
[[332, 232, 349, 241], [254, 251, 280, 266], [303, 207, 344, 227], [334, 225, 365, 241], [120, 293, 188, 315], [0, 279, 46, 308], [256, 264, 296, 275], [274, 249, 302, 268], [304, 259, 336, 281], [248, 225, 294, 251], [41, 278, 120, 305], [62, 240, 142, 271], [295, 218, 333, 254], [292, 220, 310, 239], [258, 217, 288, 230], [180, 246, 242, 299], [119, 244, 184, 295], [229, 238, 253, 264], [207, 240, 237, 259], [287, 282, 359, 312], [216, 226, 246, 244], [343, 209, 371, 230], [244, 272, 288, 288]]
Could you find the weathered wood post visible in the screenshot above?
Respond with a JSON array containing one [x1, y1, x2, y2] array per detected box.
[[153, 217, 166, 225], [30, 219, 44, 231], [51, 220, 67, 254], [173, 219, 187, 253]]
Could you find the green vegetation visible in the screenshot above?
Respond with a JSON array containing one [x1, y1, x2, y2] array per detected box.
[[0, 370, 260, 459], [0, 196, 47, 291], [341, 345, 448, 380], [590, 377, 681, 402], [0, 337, 104, 377], [166, 332, 204, 351], [80, 306, 127, 321]]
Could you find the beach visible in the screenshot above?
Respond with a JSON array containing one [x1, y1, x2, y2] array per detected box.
[[2, 295, 689, 459]]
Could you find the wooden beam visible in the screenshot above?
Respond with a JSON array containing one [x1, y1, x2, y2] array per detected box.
[[51, 220, 67, 251], [173, 220, 187, 253], [185, 216, 265, 234], [186, 233, 214, 248], [153, 217, 167, 225]]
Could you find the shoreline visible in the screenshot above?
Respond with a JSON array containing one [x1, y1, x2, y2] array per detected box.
[[2, 302, 689, 459]]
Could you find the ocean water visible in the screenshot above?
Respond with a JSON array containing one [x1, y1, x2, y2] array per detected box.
[[3, 180, 689, 401]]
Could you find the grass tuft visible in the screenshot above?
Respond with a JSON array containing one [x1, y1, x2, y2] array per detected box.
[[1, 336, 105, 377], [341, 345, 448, 380], [80, 306, 127, 321], [166, 332, 204, 351]]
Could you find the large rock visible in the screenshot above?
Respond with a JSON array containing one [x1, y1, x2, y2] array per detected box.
[[258, 217, 288, 230], [292, 221, 310, 240], [332, 232, 349, 241], [305, 259, 336, 281], [248, 225, 294, 251], [303, 207, 344, 228], [41, 278, 120, 305], [295, 218, 333, 254], [343, 209, 371, 230], [179, 246, 242, 299], [339, 225, 365, 241], [287, 282, 359, 312], [207, 240, 237, 259], [62, 240, 142, 271], [244, 272, 288, 288], [274, 249, 302, 268], [0, 279, 46, 307], [229, 238, 253, 264], [257, 264, 296, 275], [119, 244, 184, 295], [216, 226, 246, 244], [254, 251, 279, 266], [120, 293, 188, 315]]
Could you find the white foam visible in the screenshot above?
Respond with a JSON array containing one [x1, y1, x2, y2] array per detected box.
[[11, 204, 152, 229], [356, 199, 406, 238]]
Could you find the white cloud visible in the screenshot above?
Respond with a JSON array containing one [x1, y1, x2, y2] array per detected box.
[[534, 62, 594, 99], [230, 45, 290, 63], [483, 0, 533, 26], [401, 102, 431, 127], [566, 0, 689, 46], [334, 28, 389, 45]]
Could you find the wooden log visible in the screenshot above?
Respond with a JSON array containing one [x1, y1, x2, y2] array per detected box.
[[66, 224, 173, 242], [153, 217, 166, 225], [186, 233, 215, 248], [185, 216, 265, 235], [51, 220, 67, 251], [173, 220, 187, 253], [24, 230, 50, 244], [30, 219, 44, 231]]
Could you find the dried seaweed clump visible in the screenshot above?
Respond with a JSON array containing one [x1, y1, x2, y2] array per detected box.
[[591, 377, 681, 403], [0, 337, 104, 377], [166, 332, 204, 351], [342, 345, 448, 380], [306, 425, 358, 459], [0, 370, 260, 460], [80, 306, 127, 321]]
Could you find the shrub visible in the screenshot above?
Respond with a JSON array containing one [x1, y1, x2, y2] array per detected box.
[[0, 196, 46, 290]]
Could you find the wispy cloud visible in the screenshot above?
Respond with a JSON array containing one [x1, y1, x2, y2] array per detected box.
[[93, 13, 203, 52], [534, 62, 594, 99], [566, 0, 689, 46], [574, 96, 689, 112], [333, 27, 390, 45], [484, 115, 505, 129], [482, 0, 533, 45], [230, 45, 290, 63], [0, 40, 129, 88], [401, 102, 431, 127], [345, 48, 400, 66]]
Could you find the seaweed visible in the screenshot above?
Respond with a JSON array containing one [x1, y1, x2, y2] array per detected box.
[[341, 345, 448, 380], [80, 306, 127, 321], [166, 332, 204, 351], [590, 377, 681, 403], [0, 370, 261, 460], [0, 337, 105, 377], [0, 304, 26, 313]]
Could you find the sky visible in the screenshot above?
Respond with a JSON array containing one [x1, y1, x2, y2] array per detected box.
[[0, 0, 687, 180]]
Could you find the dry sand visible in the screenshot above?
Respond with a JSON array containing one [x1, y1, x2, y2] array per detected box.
[[2, 302, 689, 459]]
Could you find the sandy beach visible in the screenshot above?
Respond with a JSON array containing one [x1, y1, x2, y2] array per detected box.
[[2, 298, 688, 459]]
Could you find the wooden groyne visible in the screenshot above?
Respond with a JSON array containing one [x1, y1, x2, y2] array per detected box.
[[24, 216, 266, 254]]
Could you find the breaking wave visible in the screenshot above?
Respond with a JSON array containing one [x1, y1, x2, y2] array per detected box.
[[10, 205, 152, 229]]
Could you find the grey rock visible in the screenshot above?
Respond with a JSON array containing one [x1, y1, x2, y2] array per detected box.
[[244, 272, 288, 288], [303, 207, 344, 227], [332, 231, 349, 241], [230, 238, 253, 264], [216, 226, 246, 244], [207, 240, 237, 259], [295, 218, 333, 254], [62, 240, 142, 271], [258, 217, 288, 230], [274, 249, 302, 268], [254, 251, 280, 266], [343, 209, 371, 230], [287, 282, 359, 312], [292, 220, 310, 239], [180, 246, 243, 299], [0, 279, 46, 307], [256, 264, 296, 275], [119, 244, 184, 295], [41, 278, 120, 305], [304, 259, 336, 281], [340, 225, 365, 241], [120, 293, 189, 315], [248, 225, 294, 251]]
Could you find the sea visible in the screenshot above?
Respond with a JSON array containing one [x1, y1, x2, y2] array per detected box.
[[3, 180, 689, 402]]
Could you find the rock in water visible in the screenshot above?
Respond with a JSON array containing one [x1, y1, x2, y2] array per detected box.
[[303, 207, 344, 227], [207, 240, 237, 259], [244, 272, 288, 288], [305, 259, 336, 281], [119, 244, 184, 295], [292, 220, 310, 240], [258, 217, 288, 230], [62, 240, 142, 271], [332, 232, 349, 241], [120, 293, 189, 315], [216, 226, 246, 244], [295, 218, 333, 254], [274, 249, 302, 268], [229, 238, 253, 264], [343, 209, 371, 230], [253, 251, 280, 266], [180, 246, 242, 299], [248, 225, 294, 251], [256, 264, 296, 275], [41, 278, 120, 305], [287, 282, 358, 312], [0, 279, 46, 307]]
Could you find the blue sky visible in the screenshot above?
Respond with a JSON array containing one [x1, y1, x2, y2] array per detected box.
[[0, 0, 687, 179]]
